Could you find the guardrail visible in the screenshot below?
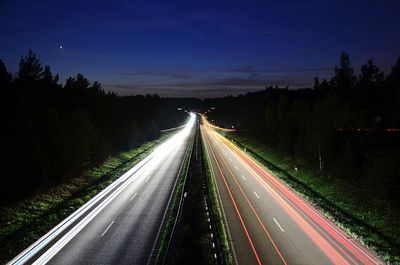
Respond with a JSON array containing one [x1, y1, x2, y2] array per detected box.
[[160, 125, 196, 265]]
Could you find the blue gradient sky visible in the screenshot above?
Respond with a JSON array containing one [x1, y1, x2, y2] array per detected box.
[[1, 0, 399, 97]]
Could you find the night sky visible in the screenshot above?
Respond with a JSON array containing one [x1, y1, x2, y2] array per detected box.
[[1, 0, 400, 98]]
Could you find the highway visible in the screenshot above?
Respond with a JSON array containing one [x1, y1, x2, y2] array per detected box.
[[9, 113, 196, 265], [201, 116, 383, 265]]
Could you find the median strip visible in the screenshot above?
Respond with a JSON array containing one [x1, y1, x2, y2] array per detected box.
[[201, 128, 234, 265], [154, 127, 195, 265]]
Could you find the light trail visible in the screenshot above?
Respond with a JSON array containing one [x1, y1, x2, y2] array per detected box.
[[211, 128, 379, 264], [201, 114, 383, 265], [204, 126, 288, 265], [8, 113, 196, 265], [203, 129, 263, 265]]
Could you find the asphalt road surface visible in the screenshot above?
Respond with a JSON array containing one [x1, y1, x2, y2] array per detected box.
[[201, 116, 383, 265], [10, 114, 195, 265]]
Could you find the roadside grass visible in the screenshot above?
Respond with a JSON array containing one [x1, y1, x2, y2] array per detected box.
[[155, 131, 194, 265], [224, 131, 399, 264], [0, 131, 174, 264], [201, 130, 233, 265], [166, 130, 218, 265]]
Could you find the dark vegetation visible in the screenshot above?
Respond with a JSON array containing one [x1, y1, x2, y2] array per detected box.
[[165, 126, 218, 265], [201, 126, 233, 265], [0, 49, 188, 202], [205, 52, 400, 259], [156, 124, 194, 265], [0, 132, 172, 263]]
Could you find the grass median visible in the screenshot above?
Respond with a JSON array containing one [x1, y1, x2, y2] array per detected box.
[[224, 131, 399, 264], [201, 129, 233, 265], [155, 130, 194, 265], [0, 131, 174, 264]]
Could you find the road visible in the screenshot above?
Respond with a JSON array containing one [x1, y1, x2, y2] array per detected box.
[[9, 113, 196, 265], [201, 116, 383, 265]]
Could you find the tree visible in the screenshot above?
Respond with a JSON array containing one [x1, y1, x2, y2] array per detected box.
[[17, 49, 43, 81], [358, 58, 384, 89], [41, 65, 59, 85], [313, 77, 320, 90], [65, 73, 90, 91], [386, 56, 400, 87], [0, 59, 12, 86], [331, 51, 355, 90]]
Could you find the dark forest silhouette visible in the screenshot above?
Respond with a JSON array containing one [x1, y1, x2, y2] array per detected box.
[[206, 52, 400, 213], [0, 50, 189, 201]]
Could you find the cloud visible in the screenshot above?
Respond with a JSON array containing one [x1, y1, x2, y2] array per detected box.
[[99, 62, 330, 98], [111, 70, 193, 79], [103, 83, 262, 98], [228, 65, 332, 74], [102, 74, 314, 98], [229, 66, 258, 73]]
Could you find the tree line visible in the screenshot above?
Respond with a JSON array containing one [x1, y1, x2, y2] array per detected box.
[[0, 50, 187, 201], [205, 52, 400, 210]]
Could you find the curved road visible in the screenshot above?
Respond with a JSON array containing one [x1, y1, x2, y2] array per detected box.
[[201, 116, 383, 265], [9, 114, 195, 265]]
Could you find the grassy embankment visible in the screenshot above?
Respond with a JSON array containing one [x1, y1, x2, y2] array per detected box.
[[0, 131, 174, 264], [224, 131, 399, 264], [155, 130, 194, 265], [201, 129, 233, 265], [166, 129, 218, 265]]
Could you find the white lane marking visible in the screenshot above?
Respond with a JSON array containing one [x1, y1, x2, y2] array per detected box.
[[253, 191, 260, 199], [101, 220, 115, 237], [212, 242, 215, 248], [145, 176, 150, 183], [21, 119, 196, 265], [241, 175, 246, 181], [273, 218, 285, 232], [129, 193, 137, 201]]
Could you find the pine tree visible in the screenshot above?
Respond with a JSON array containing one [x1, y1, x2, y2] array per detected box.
[[331, 51, 355, 90], [17, 49, 43, 81]]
